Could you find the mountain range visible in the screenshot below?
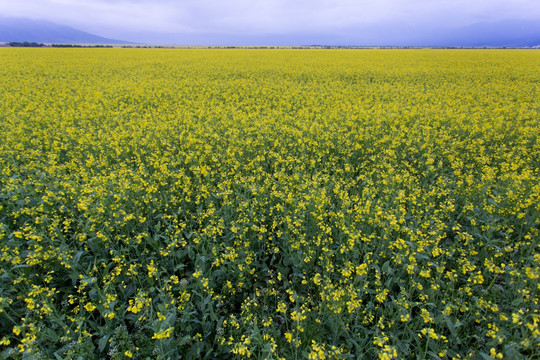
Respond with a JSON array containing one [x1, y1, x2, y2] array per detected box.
[[0, 18, 131, 44], [1, 17, 539, 47]]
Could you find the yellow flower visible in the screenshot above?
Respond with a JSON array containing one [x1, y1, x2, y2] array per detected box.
[[84, 303, 96, 312], [152, 327, 174, 340], [285, 332, 293, 343], [420, 308, 433, 323], [104, 312, 115, 320], [276, 302, 287, 313]]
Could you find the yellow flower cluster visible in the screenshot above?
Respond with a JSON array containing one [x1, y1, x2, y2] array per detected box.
[[127, 293, 151, 314], [151, 327, 174, 340]]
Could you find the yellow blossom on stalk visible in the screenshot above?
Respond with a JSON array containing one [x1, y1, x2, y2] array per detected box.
[[277, 302, 287, 313], [147, 260, 158, 278], [152, 327, 174, 340], [421, 308, 433, 323], [127, 293, 150, 314], [490, 348, 503, 359], [378, 345, 398, 360], [285, 332, 293, 343], [104, 312, 115, 320], [308, 340, 326, 359], [84, 303, 96, 312], [291, 310, 306, 322], [420, 328, 439, 340]]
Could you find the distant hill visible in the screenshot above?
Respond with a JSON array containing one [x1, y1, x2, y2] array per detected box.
[[334, 19, 540, 48], [434, 20, 540, 47], [0, 17, 132, 44]]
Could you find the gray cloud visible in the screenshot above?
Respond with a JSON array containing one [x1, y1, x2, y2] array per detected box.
[[1, 0, 539, 43]]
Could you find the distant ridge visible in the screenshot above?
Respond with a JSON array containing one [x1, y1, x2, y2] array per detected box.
[[324, 19, 540, 48], [0, 17, 133, 44], [433, 20, 540, 47]]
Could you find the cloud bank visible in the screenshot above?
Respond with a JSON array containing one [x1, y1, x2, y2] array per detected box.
[[1, 0, 539, 44]]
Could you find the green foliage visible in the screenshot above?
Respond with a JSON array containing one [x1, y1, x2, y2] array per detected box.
[[7, 42, 44, 47]]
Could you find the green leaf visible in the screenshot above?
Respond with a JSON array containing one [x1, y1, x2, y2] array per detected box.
[[478, 352, 493, 360], [98, 334, 111, 352]]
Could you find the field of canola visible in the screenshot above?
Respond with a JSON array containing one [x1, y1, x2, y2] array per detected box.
[[0, 49, 539, 359]]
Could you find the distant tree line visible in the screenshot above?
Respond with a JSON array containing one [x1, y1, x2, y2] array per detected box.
[[8, 42, 44, 47], [51, 44, 113, 48], [6, 42, 115, 48]]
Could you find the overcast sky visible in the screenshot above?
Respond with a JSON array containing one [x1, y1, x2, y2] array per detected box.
[[1, 0, 540, 44]]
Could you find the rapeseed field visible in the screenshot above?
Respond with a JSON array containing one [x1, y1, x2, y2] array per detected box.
[[0, 49, 538, 359]]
